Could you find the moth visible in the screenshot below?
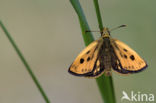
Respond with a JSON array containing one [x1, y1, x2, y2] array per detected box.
[[68, 25, 147, 78]]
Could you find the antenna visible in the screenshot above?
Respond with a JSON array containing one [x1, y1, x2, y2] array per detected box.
[[110, 25, 127, 32], [85, 30, 100, 33], [85, 25, 126, 33]]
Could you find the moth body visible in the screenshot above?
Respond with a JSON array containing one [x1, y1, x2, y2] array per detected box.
[[98, 37, 112, 76]]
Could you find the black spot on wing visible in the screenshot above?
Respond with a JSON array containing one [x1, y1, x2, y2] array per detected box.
[[86, 50, 90, 54], [90, 44, 99, 59], [113, 43, 120, 50], [130, 55, 135, 60], [124, 54, 127, 59], [80, 58, 84, 64], [123, 48, 128, 52], [87, 57, 91, 61], [120, 52, 123, 57]]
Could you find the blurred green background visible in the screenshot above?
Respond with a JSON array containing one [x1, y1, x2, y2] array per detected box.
[[0, 0, 155, 103]]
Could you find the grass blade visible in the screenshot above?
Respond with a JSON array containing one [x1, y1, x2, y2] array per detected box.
[[70, 0, 94, 46], [0, 21, 50, 103], [93, 0, 116, 103], [70, 0, 116, 103], [93, 0, 103, 31]]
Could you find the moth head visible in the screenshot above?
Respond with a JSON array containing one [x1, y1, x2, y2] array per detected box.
[[101, 27, 110, 38], [85, 25, 126, 38], [101, 25, 127, 38]]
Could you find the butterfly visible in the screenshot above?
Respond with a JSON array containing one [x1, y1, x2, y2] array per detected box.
[[68, 25, 147, 78]]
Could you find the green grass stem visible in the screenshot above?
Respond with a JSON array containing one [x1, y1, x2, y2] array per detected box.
[[70, 0, 94, 46], [93, 0, 104, 31], [70, 0, 116, 103], [93, 0, 116, 103], [0, 21, 50, 103]]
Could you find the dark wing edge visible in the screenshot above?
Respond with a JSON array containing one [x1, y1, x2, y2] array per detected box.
[[111, 39, 148, 74], [112, 59, 148, 74]]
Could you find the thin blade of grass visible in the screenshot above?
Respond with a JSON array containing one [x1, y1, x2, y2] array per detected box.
[[93, 0, 116, 103], [0, 21, 50, 103], [70, 0, 94, 46], [70, 0, 116, 103]]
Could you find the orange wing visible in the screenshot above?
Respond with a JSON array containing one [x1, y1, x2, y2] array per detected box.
[[68, 38, 104, 77], [111, 39, 147, 74]]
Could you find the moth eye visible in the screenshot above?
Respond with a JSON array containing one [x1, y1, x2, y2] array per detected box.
[[80, 58, 84, 64], [87, 57, 91, 61], [123, 48, 128, 52], [123, 54, 127, 59], [86, 50, 90, 54], [130, 55, 135, 60]]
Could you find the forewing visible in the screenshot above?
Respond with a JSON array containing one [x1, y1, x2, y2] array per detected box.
[[111, 39, 147, 73], [68, 38, 103, 76]]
